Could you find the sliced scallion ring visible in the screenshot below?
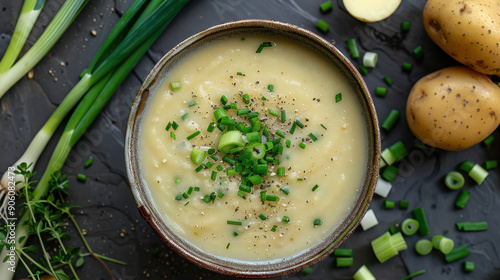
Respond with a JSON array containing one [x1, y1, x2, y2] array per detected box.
[[218, 131, 246, 154], [444, 171, 465, 190], [401, 218, 419, 236], [415, 239, 433, 255], [246, 143, 266, 159], [190, 149, 207, 165]]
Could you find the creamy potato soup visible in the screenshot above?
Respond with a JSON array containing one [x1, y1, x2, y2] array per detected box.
[[139, 35, 368, 261]]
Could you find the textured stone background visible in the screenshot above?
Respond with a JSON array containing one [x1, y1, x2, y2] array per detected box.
[[0, 0, 499, 279]]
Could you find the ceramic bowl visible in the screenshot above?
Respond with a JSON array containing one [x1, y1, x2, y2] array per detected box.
[[125, 19, 380, 278]]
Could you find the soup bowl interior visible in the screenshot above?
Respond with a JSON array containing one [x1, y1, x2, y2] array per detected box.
[[125, 19, 380, 278]]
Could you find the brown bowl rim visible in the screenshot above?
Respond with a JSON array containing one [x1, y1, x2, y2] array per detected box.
[[125, 19, 381, 278]]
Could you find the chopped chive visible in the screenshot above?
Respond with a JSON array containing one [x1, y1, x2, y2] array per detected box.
[[280, 188, 289, 195], [195, 165, 203, 172], [247, 112, 259, 118], [187, 187, 193, 195], [227, 220, 242, 226], [237, 108, 249, 115], [383, 76, 393, 86], [375, 86, 388, 97], [346, 38, 360, 59], [336, 257, 353, 267], [456, 221, 488, 232], [214, 108, 228, 123], [402, 62, 413, 72], [316, 20, 329, 33], [242, 93, 250, 104], [463, 261, 475, 272], [170, 131, 176, 139], [170, 81, 181, 90], [270, 225, 278, 232], [226, 168, 235, 176], [381, 165, 398, 182], [381, 109, 400, 131], [220, 95, 229, 105], [226, 243, 230, 249], [186, 131, 201, 140], [262, 96, 267, 100], [175, 195, 182, 201], [172, 121, 179, 130], [412, 208, 430, 236], [258, 214, 266, 220], [399, 200, 409, 209], [208, 148, 215, 154], [210, 171, 217, 181], [455, 189, 471, 209], [194, 187, 200, 192], [295, 119, 304, 128], [413, 45, 423, 60], [308, 133, 318, 142], [299, 142, 306, 149], [216, 165, 223, 171], [202, 195, 211, 203], [237, 191, 246, 199], [165, 122, 172, 131], [220, 117, 236, 126], [401, 21, 410, 32], [485, 160, 497, 170], [335, 93, 342, 103], [445, 246, 470, 263], [285, 139, 291, 148], [389, 225, 399, 235], [313, 218, 322, 226], [174, 178, 180, 184], [400, 270, 426, 280], [301, 267, 312, 275], [267, 84, 274, 92], [363, 51, 378, 68], [384, 200, 395, 209], [282, 216, 290, 223], [77, 173, 87, 182], [277, 167, 285, 177], [320, 1, 333, 12], [483, 135, 494, 147], [276, 130, 286, 138], [84, 157, 93, 168], [289, 121, 297, 134], [187, 99, 197, 107], [236, 71, 243, 76], [266, 195, 279, 202], [182, 192, 188, 199], [210, 155, 219, 161], [248, 174, 264, 185], [334, 248, 352, 257], [207, 122, 216, 133], [233, 231, 238, 237], [184, 201, 189, 206], [260, 191, 267, 201], [359, 65, 369, 75], [181, 113, 188, 120], [268, 108, 279, 116], [297, 178, 303, 181], [311, 184, 319, 192], [239, 184, 252, 193]]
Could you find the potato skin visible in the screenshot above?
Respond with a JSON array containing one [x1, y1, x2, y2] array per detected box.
[[406, 66, 500, 151], [423, 0, 500, 75]]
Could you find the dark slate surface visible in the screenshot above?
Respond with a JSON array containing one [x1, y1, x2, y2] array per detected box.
[[1, 0, 499, 279]]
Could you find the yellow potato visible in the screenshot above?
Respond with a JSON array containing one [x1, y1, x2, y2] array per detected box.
[[423, 0, 500, 75], [406, 66, 500, 151]]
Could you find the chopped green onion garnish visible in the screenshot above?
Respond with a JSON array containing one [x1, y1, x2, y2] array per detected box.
[[277, 167, 285, 177], [381, 165, 398, 182], [77, 173, 87, 182], [363, 52, 378, 68], [375, 86, 388, 97], [214, 108, 228, 123], [268, 108, 279, 116], [182, 192, 188, 199], [313, 218, 322, 226], [190, 149, 208, 165], [299, 142, 306, 149], [222, 156, 236, 166], [210, 155, 219, 161], [226, 168, 235, 176], [400, 270, 426, 280], [280, 187, 289, 195], [381, 109, 400, 132], [371, 232, 399, 263], [84, 157, 93, 168], [384, 200, 395, 209], [181, 113, 189, 120], [483, 134, 494, 147], [444, 171, 465, 190], [346, 38, 360, 59], [186, 130, 201, 140], [285, 139, 291, 148], [227, 220, 242, 226], [456, 221, 488, 232], [236, 71, 243, 76], [242, 93, 250, 104], [248, 174, 263, 185], [282, 216, 290, 223], [276, 130, 286, 138], [248, 112, 259, 118], [170, 131, 176, 139], [207, 122, 216, 133], [413, 45, 423, 60], [266, 195, 279, 202], [218, 131, 245, 154], [335, 93, 342, 103], [187, 99, 197, 107], [353, 265, 375, 280], [170, 81, 181, 91], [237, 108, 249, 115], [445, 246, 469, 263], [260, 191, 267, 201], [401, 218, 419, 236], [220, 95, 229, 105], [239, 184, 252, 193], [311, 184, 319, 192], [308, 133, 318, 142], [485, 160, 498, 170], [399, 200, 409, 209], [301, 267, 313, 275], [258, 214, 266, 220], [412, 208, 430, 236], [195, 165, 203, 172], [401, 21, 411, 32], [463, 261, 475, 272], [267, 84, 274, 92], [336, 257, 353, 268], [210, 171, 217, 181], [172, 121, 179, 130], [237, 191, 246, 199], [359, 65, 369, 75], [216, 165, 223, 171], [415, 239, 432, 255], [334, 248, 352, 257], [289, 121, 297, 134], [320, 1, 333, 12], [402, 62, 413, 72], [270, 225, 278, 232], [165, 122, 172, 131], [233, 231, 238, 237], [280, 110, 286, 123], [194, 187, 200, 192], [205, 162, 213, 169], [316, 20, 329, 33], [383, 76, 393, 86]]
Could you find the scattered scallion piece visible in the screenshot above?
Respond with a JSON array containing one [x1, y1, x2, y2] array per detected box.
[[227, 220, 242, 226], [445, 245, 470, 263], [276, 130, 286, 138], [463, 261, 475, 272], [172, 121, 179, 130], [190, 149, 208, 165], [316, 20, 330, 33], [281, 110, 286, 123], [455, 189, 471, 209], [218, 131, 245, 154], [402, 62, 413, 72], [242, 93, 250, 104], [335, 93, 342, 103], [170, 81, 181, 91], [77, 173, 87, 182], [313, 218, 322, 226], [266, 195, 279, 202], [432, 236, 454, 254], [346, 38, 360, 59], [268, 108, 279, 116], [383, 76, 393, 86], [399, 200, 409, 209], [412, 208, 430, 236], [381, 165, 398, 182], [336, 257, 353, 267], [187, 99, 197, 107], [360, 209, 378, 231], [381, 109, 400, 132], [165, 122, 172, 131], [413, 45, 423, 60], [258, 214, 266, 220], [237, 108, 249, 116], [210, 171, 217, 181], [371, 232, 398, 263], [359, 65, 369, 75], [353, 265, 375, 280], [483, 134, 494, 147], [170, 131, 176, 139], [195, 165, 203, 172], [267, 84, 274, 92], [311, 184, 319, 192], [384, 200, 395, 209], [308, 133, 318, 142], [334, 248, 352, 257], [456, 221, 488, 232], [485, 160, 497, 170], [415, 239, 433, 255], [255, 41, 273, 53], [445, 171, 465, 190], [299, 142, 306, 149], [282, 216, 290, 223], [181, 113, 189, 120], [363, 52, 378, 68], [84, 157, 93, 168], [301, 267, 313, 275], [320, 1, 333, 12], [280, 188, 289, 195], [186, 130, 201, 140], [401, 218, 419, 236], [277, 167, 285, 177], [205, 162, 213, 169], [321, 124, 327, 130], [375, 86, 388, 97], [401, 21, 411, 32]]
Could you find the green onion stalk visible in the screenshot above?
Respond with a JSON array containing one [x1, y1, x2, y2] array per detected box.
[[0, 0, 148, 220], [0, 0, 89, 98], [0, 0, 47, 72], [0, 0, 189, 278]]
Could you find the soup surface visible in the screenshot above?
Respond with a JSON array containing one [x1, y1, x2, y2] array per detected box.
[[139, 35, 368, 261]]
